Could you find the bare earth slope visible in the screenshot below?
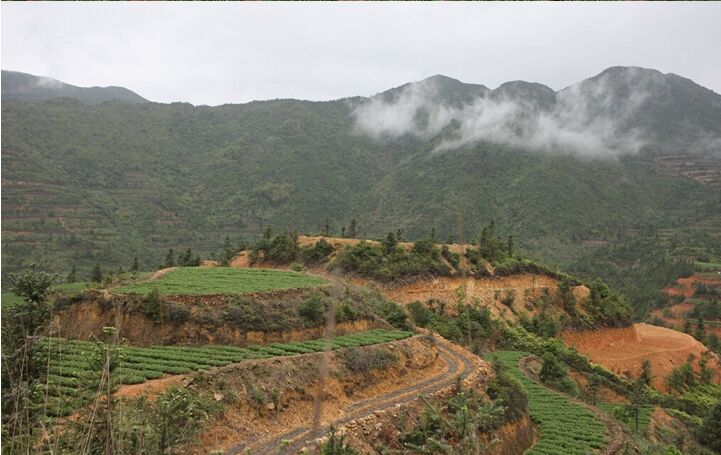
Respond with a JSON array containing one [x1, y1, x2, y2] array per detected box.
[[562, 323, 721, 391]]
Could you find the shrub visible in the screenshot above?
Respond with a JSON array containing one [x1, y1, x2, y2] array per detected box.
[[299, 293, 328, 325], [375, 301, 410, 330], [698, 400, 721, 452], [336, 300, 359, 323], [487, 359, 528, 424], [267, 232, 299, 263], [142, 288, 164, 323], [331, 240, 450, 281], [300, 238, 334, 264], [500, 290, 516, 308], [340, 347, 397, 373], [408, 301, 434, 327], [320, 426, 358, 455], [440, 244, 460, 269], [222, 297, 293, 332], [165, 304, 191, 324]]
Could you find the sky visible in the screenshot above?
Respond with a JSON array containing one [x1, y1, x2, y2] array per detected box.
[[2, 2, 721, 106]]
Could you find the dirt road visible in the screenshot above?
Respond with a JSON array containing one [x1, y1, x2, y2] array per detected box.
[[225, 339, 476, 455]]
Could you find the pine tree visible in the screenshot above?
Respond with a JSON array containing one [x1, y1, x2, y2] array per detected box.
[[222, 236, 234, 265], [341, 226, 346, 238], [700, 400, 721, 452], [67, 265, 77, 283], [507, 235, 514, 257], [323, 219, 330, 237], [588, 374, 601, 406], [132, 256, 139, 272], [640, 359, 652, 386], [382, 232, 398, 255], [695, 317, 706, 341], [349, 219, 357, 239], [91, 263, 103, 283], [165, 248, 175, 268]]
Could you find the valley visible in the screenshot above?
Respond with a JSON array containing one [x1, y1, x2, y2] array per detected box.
[[2, 65, 721, 455]]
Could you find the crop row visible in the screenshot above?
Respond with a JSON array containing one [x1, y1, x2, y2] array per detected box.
[[114, 267, 327, 295], [489, 351, 609, 455], [37, 329, 412, 416]]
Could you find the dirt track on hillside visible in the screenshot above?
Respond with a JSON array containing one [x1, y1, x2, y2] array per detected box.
[[149, 267, 176, 280], [224, 338, 481, 455]]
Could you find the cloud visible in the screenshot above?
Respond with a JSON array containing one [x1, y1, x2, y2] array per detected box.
[[351, 72, 652, 157]]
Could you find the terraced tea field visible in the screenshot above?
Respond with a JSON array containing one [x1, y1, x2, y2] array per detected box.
[[115, 267, 326, 295], [39, 329, 411, 416], [490, 351, 609, 455]]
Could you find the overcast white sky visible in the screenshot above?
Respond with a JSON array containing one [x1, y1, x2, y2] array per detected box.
[[2, 2, 720, 106]]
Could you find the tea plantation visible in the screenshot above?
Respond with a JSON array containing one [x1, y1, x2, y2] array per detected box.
[[115, 267, 326, 295], [490, 351, 609, 455], [39, 329, 411, 416]]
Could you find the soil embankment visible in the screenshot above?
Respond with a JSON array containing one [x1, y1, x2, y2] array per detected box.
[[562, 323, 721, 391], [51, 299, 382, 347], [192, 335, 491, 455], [381, 274, 560, 320]]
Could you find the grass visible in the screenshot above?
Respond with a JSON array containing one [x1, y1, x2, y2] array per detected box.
[[488, 351, 609, 455], [596, 402, 653, 435], [54, 282, 92, 294], [1, 292, 24, 307], [694, 261, 721, 272], [37, 329, 412, 416], [114, 267, 327, 295]]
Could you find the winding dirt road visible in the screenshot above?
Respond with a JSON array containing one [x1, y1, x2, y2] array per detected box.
[[225, 339, 477, 455]]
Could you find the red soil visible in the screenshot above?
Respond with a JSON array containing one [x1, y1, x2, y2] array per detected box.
[[115, 375, 188, 399], [562, 324, 721, 392], [381, 274, 560, 320], [663, 273, 721, 298], [649, 303, 721, 337]]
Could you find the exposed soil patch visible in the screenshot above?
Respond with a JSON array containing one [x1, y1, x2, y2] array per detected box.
[[149, 267, 177, 280], [116, 375, 189, 399], [663, 273, 721, 298], [562, 324, 721, 391], [650, 302, 721, 337], [381, 274, 564, 321], [187, 335, 491, 455]]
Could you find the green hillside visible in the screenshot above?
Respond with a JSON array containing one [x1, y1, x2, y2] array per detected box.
[[2, 67, 720, 318]]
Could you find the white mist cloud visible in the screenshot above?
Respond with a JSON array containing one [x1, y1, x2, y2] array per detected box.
[[351, 71, 653, 157]]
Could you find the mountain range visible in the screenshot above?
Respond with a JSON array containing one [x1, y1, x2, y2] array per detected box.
[[2, 66, 720, 298], [2, 70, 148, 105]]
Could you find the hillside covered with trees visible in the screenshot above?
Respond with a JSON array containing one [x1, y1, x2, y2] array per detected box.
[[3, 67, 720, 320]]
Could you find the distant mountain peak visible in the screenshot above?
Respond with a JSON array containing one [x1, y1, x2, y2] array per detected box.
[[2, 70, 149, 105]]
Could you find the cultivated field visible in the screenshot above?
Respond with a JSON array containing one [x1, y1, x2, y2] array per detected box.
[[115, 266, 326, 295], [491, 351, 609, 454], [39, 329, 412, 416]]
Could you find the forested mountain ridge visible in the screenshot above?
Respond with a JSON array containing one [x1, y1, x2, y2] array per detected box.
[[2, 67, 720, 300], [1, 70, 148, 105]]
